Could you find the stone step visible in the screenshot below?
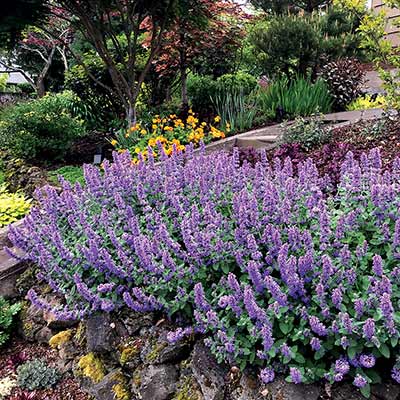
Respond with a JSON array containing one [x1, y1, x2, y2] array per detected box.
[[236, 136, 280, 150], [0, 247, 27, 299]]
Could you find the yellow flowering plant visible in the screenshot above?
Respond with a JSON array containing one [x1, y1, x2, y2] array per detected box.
[[111, 110, 229, 161]]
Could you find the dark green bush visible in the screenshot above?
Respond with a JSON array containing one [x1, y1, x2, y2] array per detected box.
[[0, 91, 86, 162], [187, 74, 219, 114], [17, 359, 61, 390], [188, 72, 258, 115], [250, 15, 320, 77], [216, 72, 258, 96], [0, 297, 21, 346]]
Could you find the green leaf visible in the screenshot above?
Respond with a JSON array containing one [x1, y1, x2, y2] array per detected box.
[[360, 383, 371, 399], [279, 322, 291, 335], [347, 346, 357, 360], [379, 343, 390, 358], [294, 353, 306, 364]]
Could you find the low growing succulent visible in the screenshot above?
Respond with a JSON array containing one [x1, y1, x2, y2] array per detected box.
[[17, 359, 60, 391]]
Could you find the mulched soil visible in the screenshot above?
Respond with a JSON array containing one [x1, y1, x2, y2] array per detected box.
[[0, 338, 89, 400], [64, 130, 114, 165], [331, 117, 400, 164]]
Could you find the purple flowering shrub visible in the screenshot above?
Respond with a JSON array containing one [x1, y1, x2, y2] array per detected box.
[[9, 145, 400, 397]]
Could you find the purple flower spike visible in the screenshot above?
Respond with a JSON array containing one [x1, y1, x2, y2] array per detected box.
[[353, 374, 368, 388], [260, 368, 275, 384], [290, 367, 302, 384]]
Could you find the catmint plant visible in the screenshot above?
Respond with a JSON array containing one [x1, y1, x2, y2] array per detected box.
[[9, 144, 400, 398]]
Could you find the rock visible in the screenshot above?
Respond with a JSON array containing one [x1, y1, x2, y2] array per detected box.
[[139, 364, 179, 400], [191, 342, 228, 400], [157, 341, 191, 364], [265, 377, 322, 400], [43, 310, 78, 330], [25, 302, 44, 324], [0, 247, 28, 299], [89, 369, 131, 400], [56, 358, 74, 374], [230, 373, 262, 400], [19, 302, 45, 342], [59, 341, 80, 361], [86, 313, 116, 354], [34, 326, 53, 344], [371, 382, 400, 400], [120, 311, 155, 337], [330, 383, 366, 400]]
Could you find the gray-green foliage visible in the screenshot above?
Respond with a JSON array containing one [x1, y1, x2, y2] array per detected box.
[[17, 359, 61, 390], [281, 114, 332, 151], [0, 297, 21, 346]]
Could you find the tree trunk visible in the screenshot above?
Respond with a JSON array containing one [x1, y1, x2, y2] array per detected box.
[[180, 45, 188, 110], [36, 46, 56, 98], [37, 79, 46, 98], [181, 66, 188, 109], [126, 101, 137, 128]]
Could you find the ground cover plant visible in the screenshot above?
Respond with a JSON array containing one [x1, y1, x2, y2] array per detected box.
[[0, 184, 31, 228], [8, 144, 400, 397], [48, 166, 85, 186], [0, 297, 21, 347]]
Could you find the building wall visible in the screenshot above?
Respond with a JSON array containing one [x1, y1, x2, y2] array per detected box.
[[371, 0, 400, 46]]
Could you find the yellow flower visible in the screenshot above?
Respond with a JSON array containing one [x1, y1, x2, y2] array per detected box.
[[164, 126, 174, 132], [155, 135, 167, 143], [134, 147, 141, 154], [174, 119, 184, 128], [125, 133, 130, 138], [169, 114, 177, 119], [148, 138, 157, 147], [186, 115, 198, 126], [111, 139, 118, 146], [214, 116, 221, 123], [141, 129, 147, 135], [152, 124, 158, 131], [188, 109, 194, 115]]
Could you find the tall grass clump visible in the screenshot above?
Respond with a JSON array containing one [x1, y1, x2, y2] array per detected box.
[[212, 90, 258, 133], [258, 76, 332, 120]]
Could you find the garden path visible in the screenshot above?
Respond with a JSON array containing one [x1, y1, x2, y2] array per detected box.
[[204, 108, 385, 152]]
